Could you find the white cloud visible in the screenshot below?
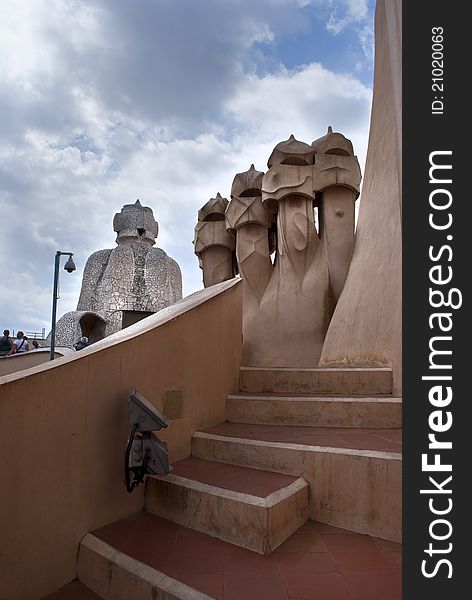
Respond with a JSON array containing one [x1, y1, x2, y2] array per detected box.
[[326, 0, 369, 34], [0, 0, 374, 333], [225, 62, 371, 165], [359, 23, 375, 59]]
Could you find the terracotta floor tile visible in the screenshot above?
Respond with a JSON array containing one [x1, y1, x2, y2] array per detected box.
[[89, 514, 402, 599], [171, 456, 297, 497], [222, 542, 259, 556], [385, 550, 402, 569], [91, 516, 139, 550], [123, 542, 170, 571], [322, 533, 378, 552], [276, 533, 328, 553], [42, 581, 102, 600], [164, 552, 224, 576], [134, 512, 183, 535], [277, 552, 337, 576], [172, 530, 229, 555], [224, 571, 289, 600], [121, 530, 178, 566], [223, 552, 280, 575], [331, 548, 396, 574], [176, 572, 224, 600], [93, 511, 180, 555], [372, 538, 402, 552], [285, 573, 355, 600], [202, 423, 402, 453], [336, 433, 400, 452], [344, 570, 402, 600]]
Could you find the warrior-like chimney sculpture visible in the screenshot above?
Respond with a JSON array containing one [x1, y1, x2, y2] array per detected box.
[[194, 128, 361, 367], [50, 200, 182, 347]]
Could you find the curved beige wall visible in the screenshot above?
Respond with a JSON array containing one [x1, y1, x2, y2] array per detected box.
[[0, 348, 73, 377], [320, 0, 402, 394], [0, 279, 242, 600]]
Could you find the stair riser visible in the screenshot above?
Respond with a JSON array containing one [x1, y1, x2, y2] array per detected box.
[[227, 397, 402, 428], [145, 475, 309, 554], [79, 535, 212, 600], [239, 368, 393, 395], [192, 433, 402, 542]]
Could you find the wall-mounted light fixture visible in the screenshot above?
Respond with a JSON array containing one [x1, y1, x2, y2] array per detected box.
[[125, 390, 171, 492]]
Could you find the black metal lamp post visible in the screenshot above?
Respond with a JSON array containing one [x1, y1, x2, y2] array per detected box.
[[50, 251, 76, 361]]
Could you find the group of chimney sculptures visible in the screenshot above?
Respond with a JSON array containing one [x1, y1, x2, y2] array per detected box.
[[194, 128, 361, 368], [52, 127, 360, 366]]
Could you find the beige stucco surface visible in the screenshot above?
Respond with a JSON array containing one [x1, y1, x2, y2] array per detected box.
[[320, 0, 402, 393], [0, 348, 73, 377], [227, 394, 402, 428], [0, 279, 242, 600]]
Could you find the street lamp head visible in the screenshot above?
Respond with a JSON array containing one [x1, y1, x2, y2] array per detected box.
[[63, 255, 76, 273]]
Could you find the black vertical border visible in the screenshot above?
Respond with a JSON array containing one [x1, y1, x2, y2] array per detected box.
[[403, 2, 467, 598]]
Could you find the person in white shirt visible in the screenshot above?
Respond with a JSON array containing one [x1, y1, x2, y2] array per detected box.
[[11, 331, 29, 354]]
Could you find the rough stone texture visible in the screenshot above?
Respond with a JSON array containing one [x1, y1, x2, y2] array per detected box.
[[199, 131, 361, 368], [45, 311, 106, 348], [319, 0, 402, 394], [77, 200, 182, 337], [50, 200, 182, 347]]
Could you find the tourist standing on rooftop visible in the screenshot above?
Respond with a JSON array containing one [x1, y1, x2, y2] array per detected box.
[[0, 330, 13, 356], [10, 331, 29, 354], [73, 336, 89, 351]]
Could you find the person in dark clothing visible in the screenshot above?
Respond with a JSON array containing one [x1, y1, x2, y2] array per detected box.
[[0, 330, 13, 356], [73, 336, 89, 351]]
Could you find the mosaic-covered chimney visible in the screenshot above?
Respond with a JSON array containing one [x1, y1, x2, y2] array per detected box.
[[77, 199, 182, 336]]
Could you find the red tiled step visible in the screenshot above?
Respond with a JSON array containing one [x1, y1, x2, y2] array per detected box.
[[80, 512, 401, 600], [200, 422, 402, 453], [170, 456, 299, 497], [192, 424, 402, 542], [145, 457, 309, 553]]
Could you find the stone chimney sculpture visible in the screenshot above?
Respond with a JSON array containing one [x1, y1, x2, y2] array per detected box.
[[195, 128, 361, 368], [193, 193, 236, 287], [49, 199, 182, 348], [77, 199, 182, 336]]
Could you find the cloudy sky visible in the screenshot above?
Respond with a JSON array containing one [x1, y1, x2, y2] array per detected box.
[[0, 0, 375, 336]]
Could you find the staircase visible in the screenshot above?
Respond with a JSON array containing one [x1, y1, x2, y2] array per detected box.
[[46, 367, 402, 600]]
